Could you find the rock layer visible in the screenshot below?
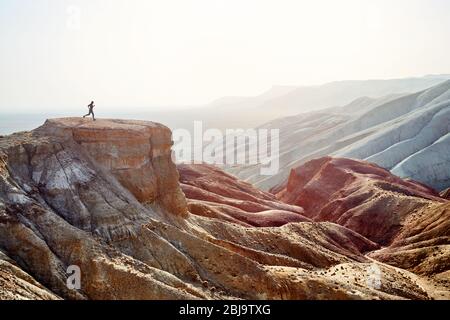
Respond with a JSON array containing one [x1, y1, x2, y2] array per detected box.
[[274, 157, 444, 245], [36, 118, 187, 217], [273, 156, 450, 298], [0, 250, 59, 300], [178, 163, 308, 227]]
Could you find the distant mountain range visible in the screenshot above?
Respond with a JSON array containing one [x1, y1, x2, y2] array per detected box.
[[142, 75, 450, 130], [226, 79, 450, 191]]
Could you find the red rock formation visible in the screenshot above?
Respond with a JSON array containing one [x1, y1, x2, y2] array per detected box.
[[36, 118, 187, 217], [440, 188, 450, 200], [178, 164, 308, 227], [274, 157, 445, 244]]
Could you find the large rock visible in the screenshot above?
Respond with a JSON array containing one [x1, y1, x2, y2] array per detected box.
[[273, 156, 450, 297], [0, 250, 59, 300], [274, 157, 444, 245], [35, 118, 187, 217], [441, 188, 450, 200], [369, 202, 450, 275]]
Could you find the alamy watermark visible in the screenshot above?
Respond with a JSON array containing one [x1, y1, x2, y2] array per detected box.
[[172, 121, 280, 175], [366, 263, 382, 290], [66, 265, 81, 290], [66, 5, 81, 30]]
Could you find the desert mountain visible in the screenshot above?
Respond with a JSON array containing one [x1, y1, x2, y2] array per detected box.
[[141, 75, 450, 131], [0, 118, 448, 300], [227, 80, 450, 191], [272, 157, 450, 298]]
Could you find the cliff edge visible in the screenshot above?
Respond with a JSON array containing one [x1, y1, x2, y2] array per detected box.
[[35, 118, 187, 217]]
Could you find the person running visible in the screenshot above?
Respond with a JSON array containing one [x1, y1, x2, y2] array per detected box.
[[83, 101, 96, 120]]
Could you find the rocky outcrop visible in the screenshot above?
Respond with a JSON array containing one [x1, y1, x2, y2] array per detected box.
[[369, 201, 450, 275], [440, 187, 450, 200], [35, 118, 187, 217], [274, 157, 444, 245], [0, 250, 59, 300], [273, 156, 450, 298], [368, 202, 450, 298], [178, 164, 308, 227]]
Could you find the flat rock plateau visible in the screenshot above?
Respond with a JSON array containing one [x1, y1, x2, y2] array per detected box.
[[0, 118, 448, 300]]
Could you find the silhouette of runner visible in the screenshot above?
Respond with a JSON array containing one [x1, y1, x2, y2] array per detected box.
[[83, 101, 96, 120]]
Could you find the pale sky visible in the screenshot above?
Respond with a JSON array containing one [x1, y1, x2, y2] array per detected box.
[[1, 0, 450, 112]]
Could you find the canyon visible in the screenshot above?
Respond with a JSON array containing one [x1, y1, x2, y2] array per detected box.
[[0, 118, 448, 300]]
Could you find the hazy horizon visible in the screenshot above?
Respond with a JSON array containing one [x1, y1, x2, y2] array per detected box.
[[2, 0, 450, 113], [1, 73, 448, 113]]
